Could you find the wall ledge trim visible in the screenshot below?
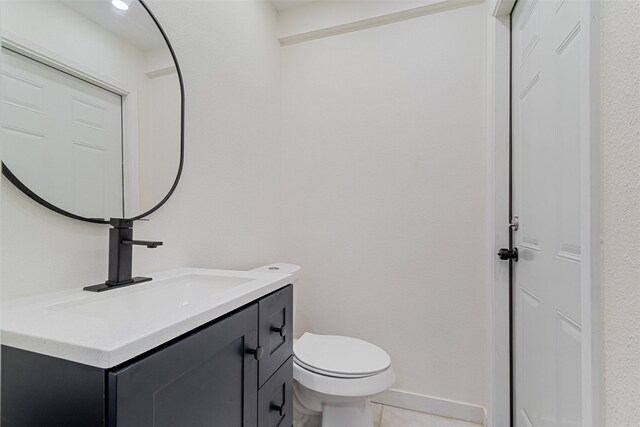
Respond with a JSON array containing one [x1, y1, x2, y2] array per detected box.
[[279, 0, 483, 46], [372, 388, 487, 426], [489, 0, 516, 17]]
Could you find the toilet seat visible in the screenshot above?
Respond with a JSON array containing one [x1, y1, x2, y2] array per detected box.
[[294, 333, 391, 379], [293, 359, 396, 398], [294, 357, 382, 379]]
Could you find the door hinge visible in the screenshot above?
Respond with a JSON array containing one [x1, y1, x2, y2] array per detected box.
[[509, 216, 519, 231]]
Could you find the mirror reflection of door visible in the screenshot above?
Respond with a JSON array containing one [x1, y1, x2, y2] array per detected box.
[[1, 48, 124, 219], [0, 0, 182, 221]]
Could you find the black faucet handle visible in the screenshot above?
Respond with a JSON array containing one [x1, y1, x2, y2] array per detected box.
[[122, 240, 163, 248]]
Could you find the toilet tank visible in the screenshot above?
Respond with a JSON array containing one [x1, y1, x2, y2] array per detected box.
[[250, 263, 301, 337]]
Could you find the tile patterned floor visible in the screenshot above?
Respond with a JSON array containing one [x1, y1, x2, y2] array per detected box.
[[372, 403, 482, 427]]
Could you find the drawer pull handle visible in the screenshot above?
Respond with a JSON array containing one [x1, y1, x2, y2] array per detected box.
[[271, 324, 286, 338], [270, 402, 285, 417], [247, 346, 264, 360]]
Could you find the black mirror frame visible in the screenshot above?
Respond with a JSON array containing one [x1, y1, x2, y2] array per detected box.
[[1, 0, 185, 225]]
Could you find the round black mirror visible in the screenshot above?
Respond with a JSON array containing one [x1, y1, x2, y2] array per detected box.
[[1, 0, 184, 223]]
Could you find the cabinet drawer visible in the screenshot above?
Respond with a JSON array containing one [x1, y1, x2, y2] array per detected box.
[[258, 285, 293, 386], [258, 357, 293, 427]]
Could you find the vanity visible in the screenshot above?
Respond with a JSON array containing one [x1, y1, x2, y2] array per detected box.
[[1, 269, 294, 426]]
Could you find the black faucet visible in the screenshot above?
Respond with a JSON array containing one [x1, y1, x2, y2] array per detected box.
[[84, 218, 163, 292]]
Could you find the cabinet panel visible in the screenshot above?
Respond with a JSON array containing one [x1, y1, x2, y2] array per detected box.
[[1, 345, 105, 427], [258, 285, 293, 386], [112, 304, 258, 427], [258, 357, 293, 427]]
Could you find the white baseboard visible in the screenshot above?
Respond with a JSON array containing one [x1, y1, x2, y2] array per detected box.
[[371, 389, 487, 426]]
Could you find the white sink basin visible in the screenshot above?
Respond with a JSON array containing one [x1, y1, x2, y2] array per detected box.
[[46, 274, 253, 323], [1, 268, 292, 368]]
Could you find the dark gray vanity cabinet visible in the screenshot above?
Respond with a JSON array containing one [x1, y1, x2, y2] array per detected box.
[[1, 285, 293, 427]]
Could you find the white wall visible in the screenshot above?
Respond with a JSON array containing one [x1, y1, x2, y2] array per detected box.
[[140, 70, 181, 211], [138, 49, 181, 214], [601, 0, 640, 425], [1, 0, 282, 299], [279, 2, 487, 408]]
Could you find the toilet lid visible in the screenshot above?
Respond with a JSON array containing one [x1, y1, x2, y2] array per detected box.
[[294, 333, 391, 378]]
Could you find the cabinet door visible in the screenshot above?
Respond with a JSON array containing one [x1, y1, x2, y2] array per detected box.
[[111, 304, 258, 427], [258, 357, 293, 427], [258, 285, 293, 386]]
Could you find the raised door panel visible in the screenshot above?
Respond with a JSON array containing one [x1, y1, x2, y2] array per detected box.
[[258, 285, 293, 387], [111, 304, 258, 427], [258, 357, 293, 427]]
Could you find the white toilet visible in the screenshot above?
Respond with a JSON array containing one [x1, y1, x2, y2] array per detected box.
[[250, 263, 396, 427], [293, 333, 396, 427]]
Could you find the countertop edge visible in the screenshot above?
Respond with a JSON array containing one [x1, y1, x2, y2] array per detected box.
[[1, 276, 292, 369]]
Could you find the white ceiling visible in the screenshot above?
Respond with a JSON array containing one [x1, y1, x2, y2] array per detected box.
[[61, 0, 166, 52], [271, 0, 318, 11]]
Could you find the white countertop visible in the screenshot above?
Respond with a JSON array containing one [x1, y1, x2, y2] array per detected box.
[[1, 268, 292, 368]]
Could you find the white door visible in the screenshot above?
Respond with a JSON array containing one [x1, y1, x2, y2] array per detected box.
[[511, 0, 585, 426], [1, 47, 123, 219]]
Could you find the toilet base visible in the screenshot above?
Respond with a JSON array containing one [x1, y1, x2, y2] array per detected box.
[[294, 386, 374, 427], [321, 399, 373, 427]]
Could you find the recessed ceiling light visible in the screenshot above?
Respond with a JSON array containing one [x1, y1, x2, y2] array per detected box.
[[112, 0, 130, 11]]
